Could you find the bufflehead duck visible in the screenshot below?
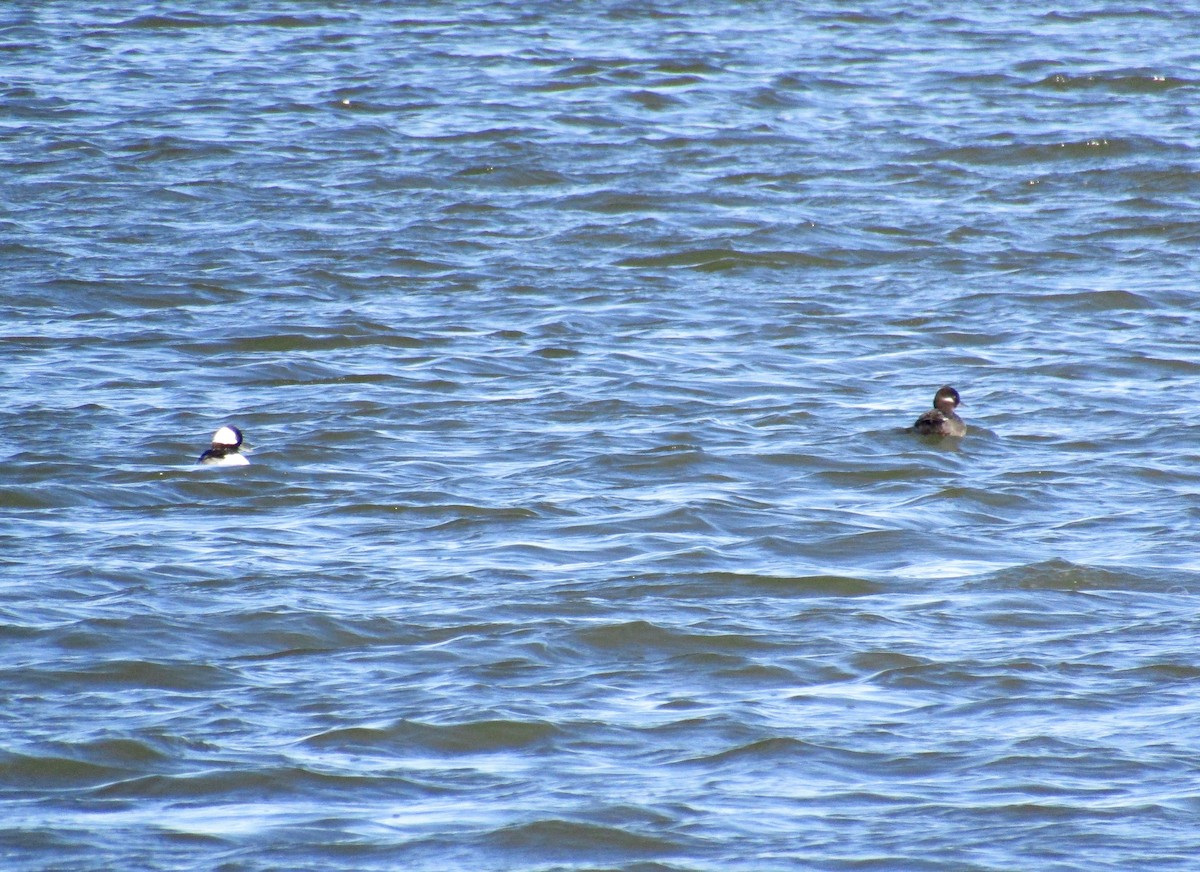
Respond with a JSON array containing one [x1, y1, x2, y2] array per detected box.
[[911, 386, 966, 437], [198, 425, 249, 466]]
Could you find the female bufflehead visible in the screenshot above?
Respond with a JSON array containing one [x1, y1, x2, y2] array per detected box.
[[198, 425, 249, 466], [911, 386, 966, 437]]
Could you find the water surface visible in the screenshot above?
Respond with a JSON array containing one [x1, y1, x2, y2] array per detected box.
[[4, 2, 1200, 869]]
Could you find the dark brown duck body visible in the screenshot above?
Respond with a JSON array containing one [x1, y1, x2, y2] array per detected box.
[[911, 386, 966, 437]]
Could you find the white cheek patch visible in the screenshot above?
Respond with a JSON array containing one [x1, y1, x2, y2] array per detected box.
[[212, 426, 241, 447]]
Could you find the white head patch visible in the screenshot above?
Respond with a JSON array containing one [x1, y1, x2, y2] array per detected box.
[[212, 426, 241, 447]]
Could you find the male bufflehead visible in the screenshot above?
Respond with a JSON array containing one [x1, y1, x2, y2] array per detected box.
[[911, 386, 966, 437], [198, 425, 249, 466]]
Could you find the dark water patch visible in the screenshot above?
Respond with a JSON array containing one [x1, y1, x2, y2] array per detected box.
[[529, 345, 578, 359], [614, 247, 841, 270], [452, 165, 571, 188], [1034, 289, 1155, 311], [680, 736, 837, 768], [1033, 72, 1194, 93], [555, 189, 677, 215], [180, 330, 431, 355], [814, 529, 937, 564], [484, 817, 684, 861], [849, 650, 932, 676], [93, 766, 417, 801], [0, 830, 100, 861], [303, 718, 559, 755], [73, 737, 178, 769], [974, 560, 1187, 592], [0, 752, 128, 790], [625, 89, 684, 111], [412, 504, 543, 532], [712, 660, 803, 684], [633, 572, 884, 599], [412, 126, 539, 145], [22, 660, 233, 693], [0, 486, 59, 509], [922, 136, 1173, 167], [908, 486, 1036, 511], [117, 13, 225, 30], [1117, 663, 1200, 683], [249, 14, 356, 29], [574, 620, 773, 657], [595, 444, 708, 474], [975, 748, 1157, 786], [814, 463, 946, 487], [120, 135, 241, 163], [1069, 219, 1200, 243]]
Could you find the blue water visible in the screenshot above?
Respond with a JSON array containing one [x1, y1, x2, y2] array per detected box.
[[4, 2, 1200, 869]]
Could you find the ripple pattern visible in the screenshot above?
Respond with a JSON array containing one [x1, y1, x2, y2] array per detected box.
[[4, 2, 1200, 870]]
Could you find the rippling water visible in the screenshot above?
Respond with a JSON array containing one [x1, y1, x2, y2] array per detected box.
[[5, 2, 1200, 869]]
